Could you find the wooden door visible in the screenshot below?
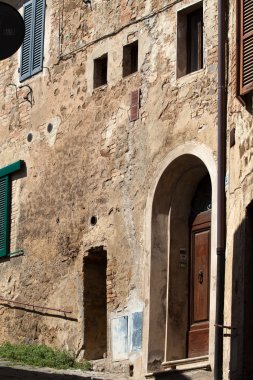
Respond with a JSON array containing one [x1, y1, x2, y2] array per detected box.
[[187, 210, 211, 358]]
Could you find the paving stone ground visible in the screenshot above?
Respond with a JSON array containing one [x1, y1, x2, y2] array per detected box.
[[0, 361, 130, 380], [148, 369, 213, 380], [0, 362, 214, 379]]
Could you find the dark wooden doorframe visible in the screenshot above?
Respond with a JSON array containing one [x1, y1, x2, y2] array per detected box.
[[187, 210, 211, 358]]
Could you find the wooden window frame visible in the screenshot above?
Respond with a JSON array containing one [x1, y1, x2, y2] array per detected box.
[[177, 2, 203, 78], [187, 8, 203, 74]]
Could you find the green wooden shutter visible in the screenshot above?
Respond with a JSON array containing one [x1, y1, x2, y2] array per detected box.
[[20, 0, 45, 81], [240, 0, 253, 95], [0, 177, 10, 258]]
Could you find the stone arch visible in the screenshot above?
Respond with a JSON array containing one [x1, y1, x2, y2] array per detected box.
[[143, 143, 217, 371]]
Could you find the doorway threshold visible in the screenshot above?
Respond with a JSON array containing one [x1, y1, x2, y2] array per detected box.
[[162, 355, 210, 371], [146, 357, 211, 379]]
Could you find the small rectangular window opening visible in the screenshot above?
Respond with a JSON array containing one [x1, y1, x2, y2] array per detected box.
[[177, 3, 203, 78], [123, 41, 138, 77], [94, 54, 108, 89]]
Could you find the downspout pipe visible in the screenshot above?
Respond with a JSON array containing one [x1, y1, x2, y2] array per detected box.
[[214, 0, 227, 379]]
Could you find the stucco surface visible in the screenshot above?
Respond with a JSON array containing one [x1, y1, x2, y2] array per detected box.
[[0, 0, 250, 379]]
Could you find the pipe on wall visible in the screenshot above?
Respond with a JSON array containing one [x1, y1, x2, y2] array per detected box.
[[214, 0, 227, 379]]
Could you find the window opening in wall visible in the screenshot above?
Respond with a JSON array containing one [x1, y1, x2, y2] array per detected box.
[[83, 248, 107, 359], [93, 54, 108, 88], [123, 41, 138, 77], [177, 3, 203, 78]]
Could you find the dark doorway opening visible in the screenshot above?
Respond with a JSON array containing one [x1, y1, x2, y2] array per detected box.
[[83, 247, 107, 360]]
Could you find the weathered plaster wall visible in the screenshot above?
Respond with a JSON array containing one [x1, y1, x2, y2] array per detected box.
[[0, 0, 226, 378]]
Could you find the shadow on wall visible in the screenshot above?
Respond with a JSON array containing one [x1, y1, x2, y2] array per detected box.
[[0, 366, 91, 380], [152, 370, 191, 379], [230, 201, 253, 380]]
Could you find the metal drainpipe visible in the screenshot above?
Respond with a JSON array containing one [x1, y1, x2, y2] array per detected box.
[[214, 0, 227, 379]]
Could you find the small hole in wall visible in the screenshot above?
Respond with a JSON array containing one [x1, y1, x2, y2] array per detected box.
[[27, 133, 33, 142], [90, 216, 97, 226], [129, 364, 134, 377], [47, 123, 53, 133]]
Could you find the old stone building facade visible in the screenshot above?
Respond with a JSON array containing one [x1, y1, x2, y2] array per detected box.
[[0, 0, 252, 379]]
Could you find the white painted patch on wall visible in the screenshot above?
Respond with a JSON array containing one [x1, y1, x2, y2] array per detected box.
[[111, 316, 128, 360], [111, 310, 143, 360], [45, 116, 61, 147], [129, 311, 143, 353]]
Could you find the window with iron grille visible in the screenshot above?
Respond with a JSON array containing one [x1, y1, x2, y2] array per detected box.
[[20, 0, 45, 81]]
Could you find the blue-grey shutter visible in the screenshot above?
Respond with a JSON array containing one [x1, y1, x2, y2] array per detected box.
[[20, 0, 33, 81], [20, 0, 45, 81], [0, 177, 10, 258], [31, 0, 45, 76]]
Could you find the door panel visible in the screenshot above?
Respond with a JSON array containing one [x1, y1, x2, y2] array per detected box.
[[188, 211, 210, 358], [193, 230, 210, 323]]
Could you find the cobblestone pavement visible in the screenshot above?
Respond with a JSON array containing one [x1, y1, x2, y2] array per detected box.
[[0, 362, 130, 380], [149, 369, 213, 380]]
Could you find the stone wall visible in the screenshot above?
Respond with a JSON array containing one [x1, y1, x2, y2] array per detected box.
[[0, 0, 249, 378]]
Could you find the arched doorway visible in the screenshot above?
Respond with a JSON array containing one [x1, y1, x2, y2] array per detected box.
[[146, 150, 216, 371]]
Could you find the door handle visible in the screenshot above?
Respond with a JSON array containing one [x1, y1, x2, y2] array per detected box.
[[198, 270, 203, 284]]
